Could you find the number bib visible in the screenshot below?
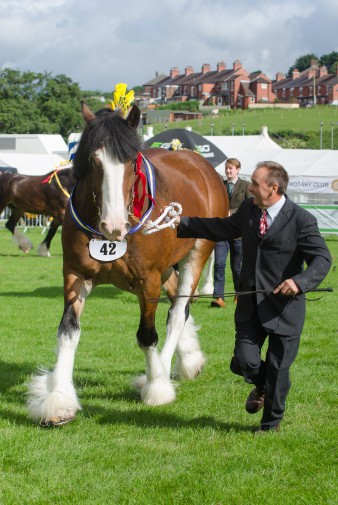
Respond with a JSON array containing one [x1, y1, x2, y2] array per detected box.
[[89, 239, 127, 262]]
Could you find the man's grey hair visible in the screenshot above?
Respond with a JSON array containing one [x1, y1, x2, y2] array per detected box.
[[255, 161, 289, 195]]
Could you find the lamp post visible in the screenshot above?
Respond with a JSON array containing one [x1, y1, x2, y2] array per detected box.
[[210, 123, 214, 135], [313, 72, 317, 107], [320, 122, 323, 149], [242, 123, 245, 136], [232, 122, 235, 136]]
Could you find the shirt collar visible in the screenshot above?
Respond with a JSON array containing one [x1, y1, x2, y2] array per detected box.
[[227, 177, 238, 185], [266, 195, 285, 221]]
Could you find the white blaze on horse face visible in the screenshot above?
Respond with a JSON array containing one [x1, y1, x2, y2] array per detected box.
[[96, 147, 131, 241]]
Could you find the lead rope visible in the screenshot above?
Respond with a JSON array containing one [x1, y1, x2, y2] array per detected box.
[[142, 202, 182, 235]]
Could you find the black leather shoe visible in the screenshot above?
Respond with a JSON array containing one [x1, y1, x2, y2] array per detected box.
[[245, 386, 265, 414], [255, 424, 280, 434]]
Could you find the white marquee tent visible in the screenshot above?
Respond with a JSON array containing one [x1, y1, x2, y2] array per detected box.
[[0, 134, 68, 175], [204, 130, 338, 234], [1, 131, 337, 233]]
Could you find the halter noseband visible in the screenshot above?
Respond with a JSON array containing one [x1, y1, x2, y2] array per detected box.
[[68, 153, 156, 238]]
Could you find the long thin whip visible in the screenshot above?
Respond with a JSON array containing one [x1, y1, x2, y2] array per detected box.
[[149, 287, 333, 303]]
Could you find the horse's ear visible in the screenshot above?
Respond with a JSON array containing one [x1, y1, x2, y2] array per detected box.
[[127, 105, 141, 130], [81, 101, 96, 123]]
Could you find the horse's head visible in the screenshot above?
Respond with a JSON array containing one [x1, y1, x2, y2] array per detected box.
[[74, 102, 143, 241]]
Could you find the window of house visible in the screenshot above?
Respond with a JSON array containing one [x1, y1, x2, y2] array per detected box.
[[282, 88, 286, 98], [299, 87, 303, 96], [261, 83, 267, 89]]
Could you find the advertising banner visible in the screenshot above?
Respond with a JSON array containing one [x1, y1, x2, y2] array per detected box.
[[288, 177, 338, 194]]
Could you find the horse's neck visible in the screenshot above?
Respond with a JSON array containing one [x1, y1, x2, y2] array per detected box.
[[60, 171, 76, 191]]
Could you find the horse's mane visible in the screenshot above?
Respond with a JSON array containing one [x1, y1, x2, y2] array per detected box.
[[73, 108, 144, 179]]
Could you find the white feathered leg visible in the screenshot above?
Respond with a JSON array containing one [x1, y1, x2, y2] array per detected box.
[[173, 315, 206, 379], [27, 330, 82, 424], [133, 346, 176, 406], [199, 250, 215, 295], [160, 258, 206, 380], [37, 242, 51, 257], [27, 281, 91, 425], [13, 229, 34, 253]]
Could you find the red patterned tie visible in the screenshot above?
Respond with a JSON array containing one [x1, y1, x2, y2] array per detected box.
[[259, 209, 268, 237]]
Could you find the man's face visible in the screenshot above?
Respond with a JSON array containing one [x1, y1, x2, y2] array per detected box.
[[225, 163, 240, 181], [249, 167, 276, 208]]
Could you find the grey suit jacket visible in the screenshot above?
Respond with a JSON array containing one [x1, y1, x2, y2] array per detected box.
[[177, 196, 332, 335], [225, 178, 252, 213]]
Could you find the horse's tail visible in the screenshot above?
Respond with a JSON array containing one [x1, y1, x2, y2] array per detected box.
[[0, 173, 11, 211]]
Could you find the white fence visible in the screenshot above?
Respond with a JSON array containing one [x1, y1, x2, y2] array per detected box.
[[0, 208, 51, 233]]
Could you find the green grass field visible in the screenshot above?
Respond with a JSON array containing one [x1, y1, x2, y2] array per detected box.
[[0, 228, 337, 504], [147, 105, 338, 149]]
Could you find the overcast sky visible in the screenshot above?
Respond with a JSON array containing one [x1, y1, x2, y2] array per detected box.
[[1, 0, 337, 92]]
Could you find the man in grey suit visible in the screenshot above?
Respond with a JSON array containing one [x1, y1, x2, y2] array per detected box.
[[175, 161, 332, 432], [211, 158, 252, 308]]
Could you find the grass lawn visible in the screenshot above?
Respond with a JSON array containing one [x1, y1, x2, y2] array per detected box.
[[0, 228, 337, 505], [148, 105, 338, 149]]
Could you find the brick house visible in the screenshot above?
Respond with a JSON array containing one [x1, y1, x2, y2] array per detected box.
[[142, 72, 168, 103], [143, 60, 276, 109], [272, 59, 338, 105], [238, 72, 276, 108]]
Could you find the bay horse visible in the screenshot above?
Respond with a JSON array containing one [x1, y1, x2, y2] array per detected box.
[[0, 167, 76, 256], [27, 102, 229, 426]]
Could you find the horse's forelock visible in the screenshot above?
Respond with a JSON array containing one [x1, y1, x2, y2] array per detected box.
[[73, 108, 143, 179]]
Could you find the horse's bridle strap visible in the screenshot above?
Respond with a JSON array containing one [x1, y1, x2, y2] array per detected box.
[[68, 153, 156, 238]]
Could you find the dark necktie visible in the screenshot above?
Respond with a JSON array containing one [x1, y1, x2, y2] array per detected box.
[[259, 209, 268, 236], [227, 182, 233, 198]]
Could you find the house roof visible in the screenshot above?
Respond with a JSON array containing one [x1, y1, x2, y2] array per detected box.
[[249, 75, 271, 84], [149, 65, 250, 91], [273, 66, 338, 90], [240, 82, 255, 97], [143, 73, 168, 86]]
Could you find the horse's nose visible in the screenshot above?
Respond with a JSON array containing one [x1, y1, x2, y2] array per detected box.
[[99, 220, 130, 241]]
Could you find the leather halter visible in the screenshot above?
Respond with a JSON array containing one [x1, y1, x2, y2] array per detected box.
[[69, 153, 156, 238]]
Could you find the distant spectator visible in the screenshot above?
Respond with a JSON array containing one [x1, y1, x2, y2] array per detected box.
[[211, 158, 251, 308]]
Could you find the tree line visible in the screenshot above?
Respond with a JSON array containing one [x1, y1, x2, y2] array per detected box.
[[0, 69, 109, 140], [287, 51, 338, 76], [0, 51, 337, 141]]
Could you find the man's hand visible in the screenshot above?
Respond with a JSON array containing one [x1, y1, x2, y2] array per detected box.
[[274, 279, 301, 296]]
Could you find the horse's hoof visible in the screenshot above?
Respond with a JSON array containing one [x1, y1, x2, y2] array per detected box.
[[37, 244, 51, 257], [40, 416, 75, 428], [20, 248, 30, 254]]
